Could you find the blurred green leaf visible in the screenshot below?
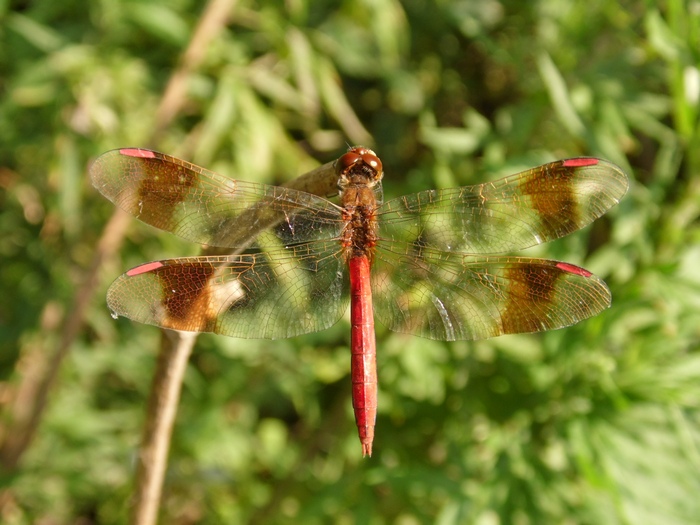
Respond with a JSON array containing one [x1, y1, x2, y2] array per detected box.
[[7, 12, 64, 52], [125, 3, 190, 46]]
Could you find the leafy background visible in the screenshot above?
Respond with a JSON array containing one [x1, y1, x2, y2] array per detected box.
[[1, 0, 700, 523]]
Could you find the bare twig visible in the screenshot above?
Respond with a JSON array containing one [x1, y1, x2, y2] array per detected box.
[[153, 0, 238, 141], [130, 1, 343, 522], [131, 331, 198, 525], [130, 2, 238, 524]]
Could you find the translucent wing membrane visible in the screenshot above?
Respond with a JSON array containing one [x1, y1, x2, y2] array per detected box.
[[93, 149, 627, 342], [371, 242, 611, 341], [90, 149, 344, 248], [377, 158, 628, 254], [106, 242, 349, 339]]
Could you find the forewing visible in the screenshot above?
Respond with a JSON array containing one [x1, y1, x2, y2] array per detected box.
[[90, 148, 343, 248], [372, 242, 611, 341], [106, 241, 349, 339], [377, 158, 628, 254]]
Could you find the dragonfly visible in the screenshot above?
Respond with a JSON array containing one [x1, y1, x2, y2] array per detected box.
[[90, 146, 628, 456]]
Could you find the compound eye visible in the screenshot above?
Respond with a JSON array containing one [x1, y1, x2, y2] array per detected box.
[[335, 152, 361, 174], [361, 153, 382, 173]]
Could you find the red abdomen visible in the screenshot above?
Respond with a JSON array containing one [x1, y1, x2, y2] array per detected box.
[[349, 255, 377, 457]]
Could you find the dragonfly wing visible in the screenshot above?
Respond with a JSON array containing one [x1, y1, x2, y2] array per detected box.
[[107, 241, 349, 339], [372, 243, 611, 341], [90, 148, 344, 248], [377, 158, 628, 254]]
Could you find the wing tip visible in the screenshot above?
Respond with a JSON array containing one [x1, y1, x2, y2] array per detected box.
[[566, 156, 630, 198]]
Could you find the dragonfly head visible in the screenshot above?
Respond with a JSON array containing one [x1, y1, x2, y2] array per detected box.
[[335, 146, 383, 193]]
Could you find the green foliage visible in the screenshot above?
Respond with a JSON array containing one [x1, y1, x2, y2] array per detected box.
[[1, 0, 699, 523]]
